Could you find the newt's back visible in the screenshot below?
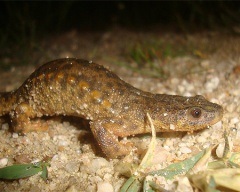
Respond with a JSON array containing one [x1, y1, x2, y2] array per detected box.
[[12, 58, 144, 120]]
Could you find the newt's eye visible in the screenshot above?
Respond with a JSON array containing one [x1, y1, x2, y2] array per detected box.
[[189, 108, 202, 118]]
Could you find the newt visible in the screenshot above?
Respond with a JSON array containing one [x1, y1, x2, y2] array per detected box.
[[0, 58, 223, 158]]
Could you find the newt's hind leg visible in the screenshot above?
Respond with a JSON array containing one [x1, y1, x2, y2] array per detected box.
[[10, 102, 48, 133]]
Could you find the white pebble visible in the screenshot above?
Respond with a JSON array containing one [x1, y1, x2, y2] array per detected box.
[[226, 103, 236, 113], [65, 185, 78, 192], [12, 133, 18, 138], [203, 142, 211, 149], [184, 92, 192, 97], [216, 143, 225, 158], [58, 140, 69, 146], [97, 182, 113, 192], [230, 117, 239, 125], [212, 121, 222, 129], [170, 124, 175, 130], [88, 158, 110, 174], [180, 147, 192, 154], [65, 161, 80, 173], [103, 173, 113, 180], [182, 80, 194, 92], [201, 60, 210, 68], [170, 78, 180, 85], [204, 77, 220, 91], [231, 89, 240, 96], [177, 176, 193, 192], [178, 143, 187, 147], [196, 136, 207, 143], [52, 154, 59, 161], [0, 158, 8, 167], [163, 145, 171, 151], [177, 85, 185, 93]]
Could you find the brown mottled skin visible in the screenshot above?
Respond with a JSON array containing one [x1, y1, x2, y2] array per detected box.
[[0, 58, 223, 158]]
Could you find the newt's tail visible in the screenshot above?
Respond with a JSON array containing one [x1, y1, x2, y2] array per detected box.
[[0, 91, 16, 116]]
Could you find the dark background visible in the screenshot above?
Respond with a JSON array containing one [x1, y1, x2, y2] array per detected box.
[[0, 1, 239, 63], [1, 1, 240, 35]]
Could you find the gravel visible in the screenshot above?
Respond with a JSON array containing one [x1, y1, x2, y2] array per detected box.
[[0, 29, 239, 191]]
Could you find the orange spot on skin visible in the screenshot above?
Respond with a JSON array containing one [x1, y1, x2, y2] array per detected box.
[[45, 73, 53, 80], [46, 73, 53, 80], [67, 76, 76, 84], [102, 100, 112, 108], [56, 72, 64, 81], [90, 90, 101, 101], [79, 81, 89, 90]]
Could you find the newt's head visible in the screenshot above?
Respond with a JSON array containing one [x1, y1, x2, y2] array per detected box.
[[152, 95, 223, 132]]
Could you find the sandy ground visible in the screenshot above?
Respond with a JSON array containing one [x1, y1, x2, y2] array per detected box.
[[0, 28, 240, 191]]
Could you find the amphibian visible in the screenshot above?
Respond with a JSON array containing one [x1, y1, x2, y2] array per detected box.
[[0, 58, 223, 158]]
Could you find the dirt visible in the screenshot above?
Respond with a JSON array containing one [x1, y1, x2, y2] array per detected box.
[[0, 28, 240, 192]]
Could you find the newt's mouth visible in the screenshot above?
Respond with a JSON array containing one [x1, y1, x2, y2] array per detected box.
[[198, 104, 223, 129], [210, 105, 224, 125]]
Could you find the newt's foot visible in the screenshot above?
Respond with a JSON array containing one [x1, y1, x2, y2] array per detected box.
[[10, 102, 48, 133], [13, 120, 49, 133], [90, 119, 137, 159]]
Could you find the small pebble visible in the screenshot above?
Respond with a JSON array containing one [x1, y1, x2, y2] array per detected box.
[[226, 103, 236, 113], [182, 80, 194, 92], [0, 158, 8, 167], [170, 78, 179, 85], [203, 142, 211, 149], [58, 140, 69, 147], [216, 143, 225, 158], [177, 85, 185, 94], [201, 60, 210, 68], [103, 173, 113, 180], [177, 176, 194, 192], [230, 117, 239, 125], [65, 161, 80, 173], [204, 76, 220, 91], [196, 136, 207, 143], [88, 158, 110, 174], [212, 121, 222, 130], [180, 147, 192, 154], [12, 133, 18, 138], [65, 185, 78, 192], [178, 142, 187, 147], [231, 89, 240, 96], [164, 139, 174, 148], [183, 92, 192, 97], [97, 182, 114, 192]]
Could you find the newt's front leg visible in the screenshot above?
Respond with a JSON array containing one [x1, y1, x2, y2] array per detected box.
[[90, 118, 135, 159]]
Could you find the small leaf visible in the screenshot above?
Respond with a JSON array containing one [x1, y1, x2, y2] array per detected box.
[[0, 161, 50, 180], [149, 150, 205, 180]]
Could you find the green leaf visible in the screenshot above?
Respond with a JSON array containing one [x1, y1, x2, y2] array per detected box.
[[149, 150, 206, 180], [0, 161, 50, 180]]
